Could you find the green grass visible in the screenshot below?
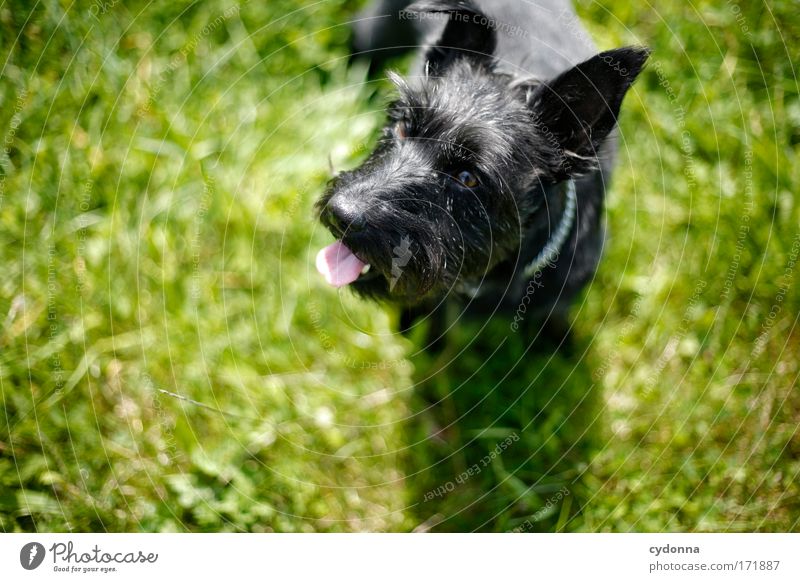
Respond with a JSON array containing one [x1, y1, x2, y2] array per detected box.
[[1, 0, 798, 532]]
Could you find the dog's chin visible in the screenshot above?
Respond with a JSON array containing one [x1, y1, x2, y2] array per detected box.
[[349, 272, 391, 301], [347, 269, 439, 305]]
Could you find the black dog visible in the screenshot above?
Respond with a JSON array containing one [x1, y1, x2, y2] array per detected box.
[[316, 0, 648, 334]]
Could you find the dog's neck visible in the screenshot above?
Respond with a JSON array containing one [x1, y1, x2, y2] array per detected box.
[[520, 179, 577, 279], [458, 179, 577, 299]]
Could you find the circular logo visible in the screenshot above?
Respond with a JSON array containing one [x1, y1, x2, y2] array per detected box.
[[20, 542, 46, 570]]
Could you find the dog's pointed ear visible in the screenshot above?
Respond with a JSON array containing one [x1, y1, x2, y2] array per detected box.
[[527, 46, 650, 178], [404, 0, 496, 74]]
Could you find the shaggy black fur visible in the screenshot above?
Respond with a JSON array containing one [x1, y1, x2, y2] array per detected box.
[[316, 0, 648, 326]]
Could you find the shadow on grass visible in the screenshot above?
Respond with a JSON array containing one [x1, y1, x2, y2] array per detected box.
[[402, 315, 601, 532]]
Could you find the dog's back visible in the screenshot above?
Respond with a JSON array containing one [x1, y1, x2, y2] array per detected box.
[[354, 0, 596, 79], [468, 0, 596, 78]]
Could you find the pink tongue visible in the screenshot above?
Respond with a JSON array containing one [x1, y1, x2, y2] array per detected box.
[[316, 241, 368, 287]]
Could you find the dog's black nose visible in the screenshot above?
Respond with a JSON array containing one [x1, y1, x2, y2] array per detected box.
[[326, 195, 367, 235]]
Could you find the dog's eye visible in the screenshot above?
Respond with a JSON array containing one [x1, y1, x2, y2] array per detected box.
[[395, 121, 407, 140], [455, 170, 479, 188]]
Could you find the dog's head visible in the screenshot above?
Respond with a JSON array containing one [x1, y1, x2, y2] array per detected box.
[[316, 0, 648, 304]]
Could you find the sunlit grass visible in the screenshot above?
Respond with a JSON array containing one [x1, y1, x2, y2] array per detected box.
[[1, 0, 797, 532]]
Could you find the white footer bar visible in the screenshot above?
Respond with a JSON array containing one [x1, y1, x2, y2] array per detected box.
[[2, 534, 797, 581]]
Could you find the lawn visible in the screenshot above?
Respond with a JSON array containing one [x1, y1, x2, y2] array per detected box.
[[0, 0, 798, 532]]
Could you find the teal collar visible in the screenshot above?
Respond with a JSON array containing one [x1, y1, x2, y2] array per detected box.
[[521, 179, 577, 279]]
